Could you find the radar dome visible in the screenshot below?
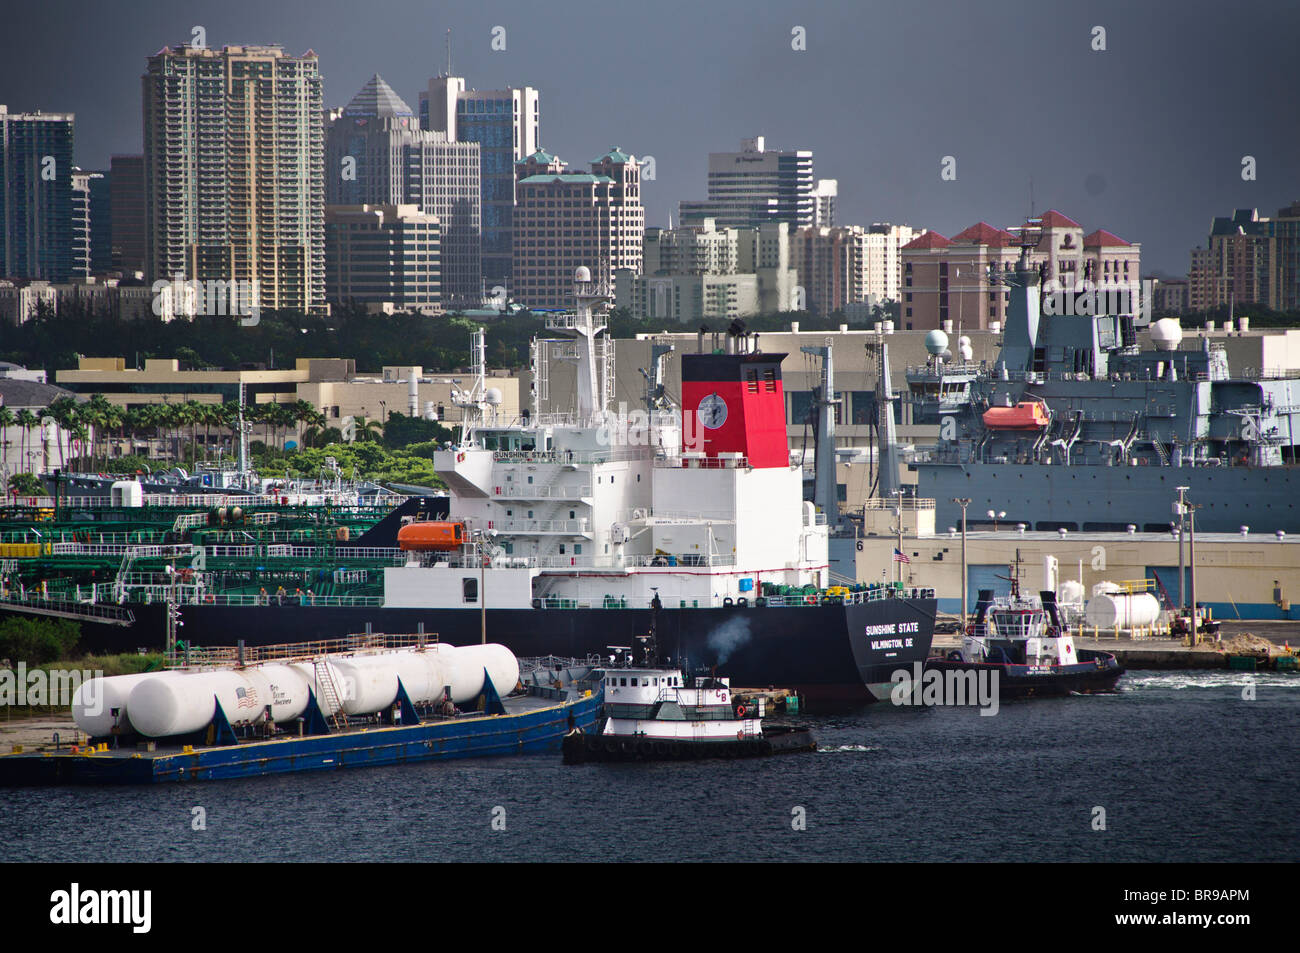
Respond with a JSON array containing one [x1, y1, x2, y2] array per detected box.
[[574, 265, 592, 283], [1150, 318, 1183, 351], [924, 329, 949, 355], [485, 387, 503, 405]]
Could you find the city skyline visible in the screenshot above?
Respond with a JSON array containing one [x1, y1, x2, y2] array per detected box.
[[2, 0, 1298, 276]]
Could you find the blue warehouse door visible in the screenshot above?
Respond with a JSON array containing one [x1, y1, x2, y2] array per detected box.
[[967, 564, 1011, 612], [1146, 566, 1190, 610]]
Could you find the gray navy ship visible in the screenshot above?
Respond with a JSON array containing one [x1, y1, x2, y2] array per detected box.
[[905, 239, 1300, 535]]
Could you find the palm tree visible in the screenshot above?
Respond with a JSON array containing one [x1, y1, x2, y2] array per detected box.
[[79, 394, 113, 470], [44, 397, 81, 469], [16, 409, 39, 473], [0, 405, 15, 479], [101, 403, 124, 467]]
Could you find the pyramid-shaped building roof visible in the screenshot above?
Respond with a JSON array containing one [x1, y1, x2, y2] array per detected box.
[[343, 74, 414, 119]]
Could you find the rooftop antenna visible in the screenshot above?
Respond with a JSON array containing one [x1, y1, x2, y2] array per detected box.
[[445, 28, 452, 77], [1029, 176, 1036, 219]]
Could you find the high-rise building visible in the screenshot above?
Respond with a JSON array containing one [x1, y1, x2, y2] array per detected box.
[[421, 75, 539, 297], [143, 44, 326, 313], [1272, 201, 1300, 313], [109, 155, 145, 276], [1186, 205, 1300, 313], [792, 223, 923, 315], [1187, 208, 1272, 313], [900, 211, 1140, 330], [325, 204, 440, 313], [512, 148, 643, 309], [71, 168, 110, 278], [616, 217, 799, 322], [812, 178, 837, 227], [678, 137, 815, 230], [864, 223, 923, 303], [0, 105, 75, 282], [326, 75, 480, 307]]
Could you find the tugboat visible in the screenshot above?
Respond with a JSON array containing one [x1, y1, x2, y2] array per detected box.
[[925, 568, 1124, 699], [562, 597, 817, 763]]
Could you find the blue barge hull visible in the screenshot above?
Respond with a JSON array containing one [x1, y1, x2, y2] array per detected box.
[[0, 690, 602, 786]]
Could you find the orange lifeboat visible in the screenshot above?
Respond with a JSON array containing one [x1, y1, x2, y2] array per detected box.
[[397, 521, 465, 552], [982, 401, 1050, 430]]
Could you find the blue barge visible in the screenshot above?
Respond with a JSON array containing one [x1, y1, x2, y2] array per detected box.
[[0, 678, 602, 786]]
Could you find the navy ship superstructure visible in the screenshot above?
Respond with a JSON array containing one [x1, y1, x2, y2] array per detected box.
[[908, 241, 1300, 533]]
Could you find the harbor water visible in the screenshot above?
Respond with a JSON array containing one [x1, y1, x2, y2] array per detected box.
[[2, 670, 1296, 863]]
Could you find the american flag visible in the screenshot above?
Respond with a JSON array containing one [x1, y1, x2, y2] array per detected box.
[[235, 686, 258, 709], [893, 548, 911, 564]]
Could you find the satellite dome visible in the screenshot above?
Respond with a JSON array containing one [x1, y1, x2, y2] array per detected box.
[[957, 335, 971, 348], [485, 387, 503, 405], [574, 265, 592, 283], [924, 329, 949, 355], [1150, 317, 1183, 351]]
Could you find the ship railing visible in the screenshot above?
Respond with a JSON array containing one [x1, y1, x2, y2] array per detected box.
[[759, 586, 935, 607], [119, 587, 384, 608], [491, 448, 649, 466], [430, 552, 737, 570], [906, 362, 985, 377], [165, 631, 440, 669], [486, 518, 592, 535], [1, 493, 405, 512], [519, 654, 605, 679], [492, 484, 593, 500], [0, 593, 136, 623], [197, 544, 405, 564], [864, 498, 936, 511], [659, 454, 752, 470], [47, 542, 196, 558]]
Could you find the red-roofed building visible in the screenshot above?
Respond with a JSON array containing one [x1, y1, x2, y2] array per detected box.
[[1038, 209, 1082, 229], [952, 222, 1018, 247], [900, 210, 1141, 330], [902, 230, 951, 250]]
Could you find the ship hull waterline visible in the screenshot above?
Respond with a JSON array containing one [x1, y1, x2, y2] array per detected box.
[[924, 651, 1125, 699], [58, 599, 937, 706]]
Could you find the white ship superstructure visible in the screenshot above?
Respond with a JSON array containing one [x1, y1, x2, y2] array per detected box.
[[384, 268, 829, 611]]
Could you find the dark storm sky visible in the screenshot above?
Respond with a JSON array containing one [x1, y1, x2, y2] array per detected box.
[[2, 0, 1296, 275]]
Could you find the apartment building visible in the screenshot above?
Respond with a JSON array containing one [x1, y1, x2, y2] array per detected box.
[[143, 45, 326, 313]]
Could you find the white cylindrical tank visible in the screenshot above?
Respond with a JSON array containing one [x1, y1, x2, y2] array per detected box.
[[1057, 579, 1086, 608], [426, 644, 520, 703], [1084, 592, 1161, 629], [290, 659, 347, 716], [332, 654, 400, 715], [71, 671, 179, 737], [254, 664, 312, 723], [128, 668, 280, 738], [388, 649, 446, 706]]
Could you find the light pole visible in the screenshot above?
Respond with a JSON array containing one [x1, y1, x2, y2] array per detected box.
[[474, 528, 497, 643], [892, 488, 904, 585], [953, 497, 971, 630], [1187, 500, 1200, 645], [1175, 485, 1190, 614]]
